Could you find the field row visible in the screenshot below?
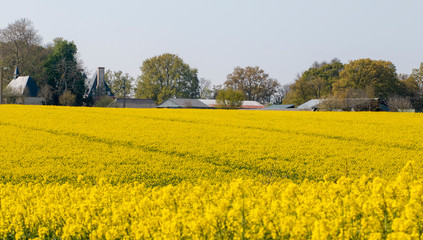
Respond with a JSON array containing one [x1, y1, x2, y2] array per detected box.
[[0, 163, 421, 239], [1, 105, 423, 185]]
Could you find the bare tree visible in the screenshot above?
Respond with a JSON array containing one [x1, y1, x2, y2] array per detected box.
[[199, 78, 213, 99], [225, 66, 279, 104], [271, 84, 291, 104], [0, 18, 42, 75], [387, 95, 413, 112]]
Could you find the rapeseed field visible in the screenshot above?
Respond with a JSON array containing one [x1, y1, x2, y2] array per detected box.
[[0, 105, 422, 239]]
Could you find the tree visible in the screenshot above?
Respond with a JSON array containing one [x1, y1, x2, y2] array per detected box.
[[211, 84, 223, 99], [59, 90, 76, 106], [135, 53, 199, 104], [271, 84, 291, 104], [104, 70, 134, 98], [401, 63, 423, 110], [0, 18, 49, 84], [387, 95, 412, 112], [334, 59, 400, 99], [216, 88, 244, 109], [285, 59, 344, 106], [199, 78, 213, 99], [225, 66, 279, 104], [43, 38, 86, 105]]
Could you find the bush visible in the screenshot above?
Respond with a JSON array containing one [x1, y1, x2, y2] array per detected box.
[[93, 96, 115, 107], [59, 91, 76, 106], [387, 95, 413, 112], [216, 88, 244, 109]]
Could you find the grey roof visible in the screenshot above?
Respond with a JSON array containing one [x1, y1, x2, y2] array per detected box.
[[85, 71, 113, 97], [114, 98, 156, 108], [158, 98, 211, 108], [297, 99, 321, 109], [4, 76, 38, 97], [297, 98, 389, 111], [198, 99, 265, 109], [264, 104, 295, 110]]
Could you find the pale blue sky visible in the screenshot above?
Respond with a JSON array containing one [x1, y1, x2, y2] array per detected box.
[[2, 0, 423, 85]]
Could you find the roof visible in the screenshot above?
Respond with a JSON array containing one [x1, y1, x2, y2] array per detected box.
[[158, 98, 211, 108], [198, 99, 265, 109], [264, 104, 295, 110], [297, 99, 321, 109], [114, 98, 156, 108], [297, 98, 389, 111], [85, 71, 113, 97], [4, 76, 38, 97]]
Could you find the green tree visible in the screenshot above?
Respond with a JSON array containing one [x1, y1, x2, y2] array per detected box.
[[135, 53, 199, 104], [43, 38, 85, 105], [104, 70, 134, 98], [225, 66, 279, 104], [285, 59, 344, 106], [334, 58, 400, 99], [401, 63, 423, 109], [216, 88, 244, 109]]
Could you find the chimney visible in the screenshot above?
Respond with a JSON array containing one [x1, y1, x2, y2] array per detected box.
[[97, 67, 105, 88], [13, 66, 20, 79]]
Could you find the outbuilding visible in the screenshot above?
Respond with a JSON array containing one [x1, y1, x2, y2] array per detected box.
[[158, 98, 211, 109], [3, 67, 44, 105], [114, 98, 156, 108]]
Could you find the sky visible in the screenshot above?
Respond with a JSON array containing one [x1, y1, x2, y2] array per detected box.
[[1, 0, 423, 85]]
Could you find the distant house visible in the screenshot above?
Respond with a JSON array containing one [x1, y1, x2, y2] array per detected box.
[[114, 98, 156, 108], [85, 67, 114, 99], [297, 98, 389, 111], [198, 99, 265, 109], [157, 98, 211, 109], [3, 67, 44, 105], [264, 104, 295, 110]]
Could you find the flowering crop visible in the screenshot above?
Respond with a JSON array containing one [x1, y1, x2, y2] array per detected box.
[[1, 105, 422, 185], [0, 163, 422, 239], [1, 105, 423, 239]]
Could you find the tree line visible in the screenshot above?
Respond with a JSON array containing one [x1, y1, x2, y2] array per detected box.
[[285, 58, 423, 110], [2, 18, 423, 110]]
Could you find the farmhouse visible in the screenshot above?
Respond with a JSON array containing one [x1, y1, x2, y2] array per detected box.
[[85, 67, 114, 99], [3, 67, 44, 105]]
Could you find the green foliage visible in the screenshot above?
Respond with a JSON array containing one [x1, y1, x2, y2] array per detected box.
[[286, 59, 344, 106], [43, 38, 85, 105], [104, 70, 134, 98], [335, 58, 400, 99], [225, 66, 279, 104], [58, 90, 76, 106], [401, 63, 423, 110], [135, 53, 199, 104], [216, 88, 244, 109], [93, 96, 115, 108]]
